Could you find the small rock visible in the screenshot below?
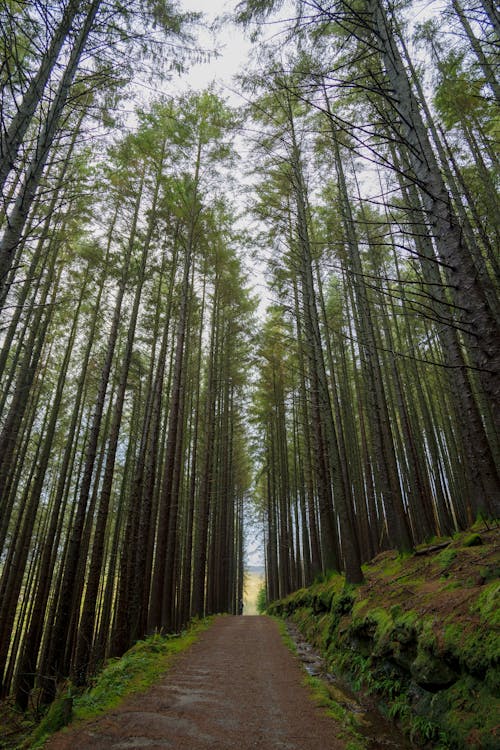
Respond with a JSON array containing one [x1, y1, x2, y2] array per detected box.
[[411, 652, 458, 692], [463, 533, 482, 547]]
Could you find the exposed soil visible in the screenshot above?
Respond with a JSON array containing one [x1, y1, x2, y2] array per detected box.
[[45, 616, 349, 750]]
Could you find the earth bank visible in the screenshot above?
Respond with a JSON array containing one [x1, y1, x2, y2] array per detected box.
[[268, 525, 500, 749]]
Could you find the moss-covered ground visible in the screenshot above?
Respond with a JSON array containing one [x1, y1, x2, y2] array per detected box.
[[268, 524, 500, 749]]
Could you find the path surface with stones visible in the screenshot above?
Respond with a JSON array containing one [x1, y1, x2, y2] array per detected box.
[[46, 615, 348, 749]]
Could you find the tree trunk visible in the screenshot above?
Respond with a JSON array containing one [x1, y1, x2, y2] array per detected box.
[[0, 0, 83, 192]]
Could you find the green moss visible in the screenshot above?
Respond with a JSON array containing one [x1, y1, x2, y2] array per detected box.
[[419, 618, 437, 651], [433, 676, 500, 749], [350, 606, 421, 663], [475, 581, 500, 626], [442, 580, 461, 590], [379, 556, 402, 578], [332, 587, 355, 616], [272, 616, 297, 654], [479, 565, 500, 582], [351, 598, 369, 620], [462, 533, 483, 548], [437, 548, 457, 571], [271, 527, 499, 749], [304, 675, 367, 750], [28, 695, 73, 747], [443, 621, 498, 677]]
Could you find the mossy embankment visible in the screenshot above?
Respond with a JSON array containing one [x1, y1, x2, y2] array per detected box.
[[268, 526, 500, 749]]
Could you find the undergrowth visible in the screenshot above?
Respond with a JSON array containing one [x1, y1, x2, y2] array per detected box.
[[269, 526, 499, 750], [27, 617, 212, 749], [304, 675, 366, 750], [256, 584, 268, 614]]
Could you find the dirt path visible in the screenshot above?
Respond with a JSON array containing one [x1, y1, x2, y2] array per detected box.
[[46, 616, 348, 749]]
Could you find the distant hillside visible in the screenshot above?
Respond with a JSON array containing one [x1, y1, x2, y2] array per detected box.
[[246, 564, 265, 575]]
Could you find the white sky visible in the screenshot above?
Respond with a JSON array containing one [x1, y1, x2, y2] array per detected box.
[[171, 0, 253, 101]]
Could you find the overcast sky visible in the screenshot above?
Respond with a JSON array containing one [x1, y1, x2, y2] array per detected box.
[[171, 0, 253, 101]]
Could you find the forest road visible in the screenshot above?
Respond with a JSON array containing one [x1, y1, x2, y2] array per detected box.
[[45, 615, 348, 749]]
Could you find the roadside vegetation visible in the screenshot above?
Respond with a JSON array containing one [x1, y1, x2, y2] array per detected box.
[[270, 525, 499, 749], [0, 619, 211, 750]]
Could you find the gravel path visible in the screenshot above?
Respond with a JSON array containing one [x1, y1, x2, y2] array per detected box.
[[45, 615, 347, 749]]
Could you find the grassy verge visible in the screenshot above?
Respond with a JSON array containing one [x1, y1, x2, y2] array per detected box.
[[27, 617, 212, 749]]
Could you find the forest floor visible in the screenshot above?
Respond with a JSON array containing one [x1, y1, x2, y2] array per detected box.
[[44, 616, 349, 750]]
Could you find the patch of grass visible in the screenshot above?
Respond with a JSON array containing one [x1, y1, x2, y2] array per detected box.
[[272, 616, 297, 654], [437, 548, 457, 572], [379, 556, 402, 578], [28, 618, 212, 748], [442, 580, 461, 590], [303, 675, 367, 750]]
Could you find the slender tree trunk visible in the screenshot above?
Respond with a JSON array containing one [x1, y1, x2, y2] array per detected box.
[[73, 211, 149, 684], [11, 272, 89, 706], [43, 185, 139, 697], [365, 0, 500, 434], [191, 292, 219, 617], [451, 0, 500, 102], [0, 0, 83, 192], [0, 0, 101, 305], [287, 99, 363, 580]]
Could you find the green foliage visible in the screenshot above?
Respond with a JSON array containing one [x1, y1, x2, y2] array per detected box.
[[272, 617, 297, 654], [270, 532, 499, 750], [387, 695, 410, 721], [28, 694, 73, 747], [430, 676, 500, 750], [256, 584, 268, 614], [303, 675, 367, 750], [409, 714, 441, 745]]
